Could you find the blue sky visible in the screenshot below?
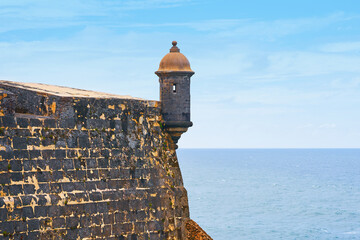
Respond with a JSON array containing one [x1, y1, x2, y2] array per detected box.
[[1, 0, 360, 148]]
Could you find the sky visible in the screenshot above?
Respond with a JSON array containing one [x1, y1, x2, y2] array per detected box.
[[1, 0, 360, 148]]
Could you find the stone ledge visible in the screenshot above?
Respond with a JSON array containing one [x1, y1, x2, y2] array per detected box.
[[0, 80, 149, 100]]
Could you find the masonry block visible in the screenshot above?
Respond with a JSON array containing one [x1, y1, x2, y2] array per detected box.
[[1, 116, 16, 128], [29, 118, 42, 127], [16, 118, 29, 128]]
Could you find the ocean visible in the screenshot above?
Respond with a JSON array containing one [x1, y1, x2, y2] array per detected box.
[[177, 149, 360, 240]]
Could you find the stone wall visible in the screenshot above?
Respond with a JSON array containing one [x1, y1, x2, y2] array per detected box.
[[0, 81, 192, 239]]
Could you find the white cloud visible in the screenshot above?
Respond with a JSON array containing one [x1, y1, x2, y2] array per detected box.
[[120, 0, 196, 10], [328, 77, 360, 91], [298, 124, 314, 129], [106, 12, 360, 42], [208, 13, 358, 40], [319, 123, 336, 129], [320, 41, 360, 53], [0, 27, 164, 99], [0, 0, 106, 18], [0, 0, 197, 33], [232, 88, 335, 106], [266, 51, 360, 77]]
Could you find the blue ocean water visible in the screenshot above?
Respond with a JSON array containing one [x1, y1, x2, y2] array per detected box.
[[177, 149, 360, 240]]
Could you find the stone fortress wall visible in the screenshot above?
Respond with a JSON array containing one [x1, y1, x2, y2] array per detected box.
[[0, 80, 212, 239]]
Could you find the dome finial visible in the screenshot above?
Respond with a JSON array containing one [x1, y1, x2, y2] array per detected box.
[[156, 41, 193, 73], [170, 41, 180, 52]]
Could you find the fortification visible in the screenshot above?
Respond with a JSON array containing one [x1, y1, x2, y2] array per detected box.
[[0, 42, 212, 239]]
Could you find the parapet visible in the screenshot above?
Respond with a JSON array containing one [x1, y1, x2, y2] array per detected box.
[[0, 80, 156, 118]]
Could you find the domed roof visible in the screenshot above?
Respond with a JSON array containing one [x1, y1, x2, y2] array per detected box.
[[156, 41, 194, 73]]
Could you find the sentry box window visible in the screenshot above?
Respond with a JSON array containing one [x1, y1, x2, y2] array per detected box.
[[172, 84, 177, 93]]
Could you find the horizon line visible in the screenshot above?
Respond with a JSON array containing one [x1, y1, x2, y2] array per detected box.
[[178, 147, 360, 150]]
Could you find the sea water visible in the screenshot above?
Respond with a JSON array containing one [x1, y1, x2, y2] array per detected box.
[[177, 149, 360, 240]]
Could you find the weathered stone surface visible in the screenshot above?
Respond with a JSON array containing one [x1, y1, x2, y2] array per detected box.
[[185, 219, 213, 240], [0, 80, 210, 239]]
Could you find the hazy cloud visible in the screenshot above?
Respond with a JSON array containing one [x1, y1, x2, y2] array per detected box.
[[319, 123, 336, 129], [320, 41, 360, 53], [0, 0, 196, 33]]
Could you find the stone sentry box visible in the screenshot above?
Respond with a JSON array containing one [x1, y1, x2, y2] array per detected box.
[[0, 42, 211, 239], [156, 41, 194, 149]]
